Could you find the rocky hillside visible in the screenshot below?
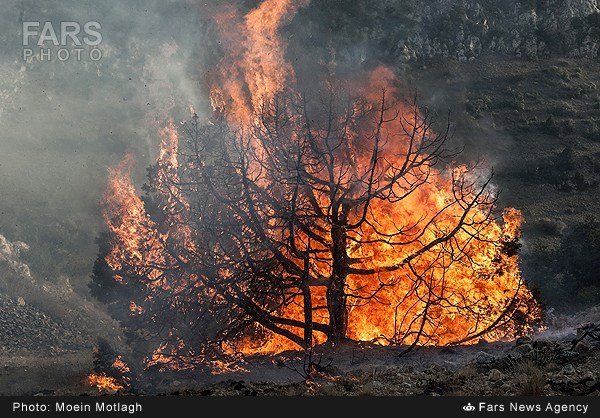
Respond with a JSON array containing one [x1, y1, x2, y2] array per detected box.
[[397, 0, 600, 61], [0, 294, 90, 355], [284, 0, 600, 74], [0, 234, 123, 357]]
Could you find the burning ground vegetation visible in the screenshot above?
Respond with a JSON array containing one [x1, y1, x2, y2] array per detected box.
[[85, 313, 600, 396], [83, 0, 549, 393]]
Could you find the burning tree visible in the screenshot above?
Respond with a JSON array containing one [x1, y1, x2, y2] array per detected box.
[[91, 0, 541, 371], [92, 83, 540, 369]]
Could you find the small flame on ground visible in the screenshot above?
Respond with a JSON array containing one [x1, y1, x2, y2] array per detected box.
[[86, 373, 124, 393], [112, 355, 131, 375]]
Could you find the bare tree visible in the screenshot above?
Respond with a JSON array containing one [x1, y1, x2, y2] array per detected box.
[[93, 86, 539, 368]]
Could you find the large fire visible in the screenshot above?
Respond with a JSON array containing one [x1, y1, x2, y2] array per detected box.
[[100, 0, 542, 368]]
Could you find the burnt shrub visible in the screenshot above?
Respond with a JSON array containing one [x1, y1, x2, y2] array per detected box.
[[466, 95, 492, 118], [536, 218, 567, 236], [560, 216, 600, 299]]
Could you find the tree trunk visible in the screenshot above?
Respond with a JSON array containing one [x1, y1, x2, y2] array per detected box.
[[300, 281, 313, 348], [327, 223, 348, 341]]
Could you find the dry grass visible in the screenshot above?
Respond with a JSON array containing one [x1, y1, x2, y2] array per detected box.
[[513, 358, 547, 396], [493, 346, 559, 396]]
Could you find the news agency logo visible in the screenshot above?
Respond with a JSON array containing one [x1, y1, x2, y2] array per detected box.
[[22, 21, 103, 62], [463, 403, 475, 412]]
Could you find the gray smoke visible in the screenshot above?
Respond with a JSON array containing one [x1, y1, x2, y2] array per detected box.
[[0, 0, 213, 293]]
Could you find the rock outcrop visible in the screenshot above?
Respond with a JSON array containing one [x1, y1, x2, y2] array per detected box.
[[0, 234, 32, 280]]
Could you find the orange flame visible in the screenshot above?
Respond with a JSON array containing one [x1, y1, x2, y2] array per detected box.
[[209, 0, 309, 125], [112, 355, 131, 375], [203, 1, 540, 352], [102, 152, 162, 284], [86, 373, 124, 393], [102, 121, 195, 289]]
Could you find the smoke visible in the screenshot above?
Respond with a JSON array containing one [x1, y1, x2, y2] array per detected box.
[[0, 0, 212, 292], [0, 0, 559, 308]]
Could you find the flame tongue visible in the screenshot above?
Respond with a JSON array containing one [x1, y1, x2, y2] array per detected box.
[[209, 0, 309, 125], [102, 121, 192, 287], [102, 152, 156, 280]]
